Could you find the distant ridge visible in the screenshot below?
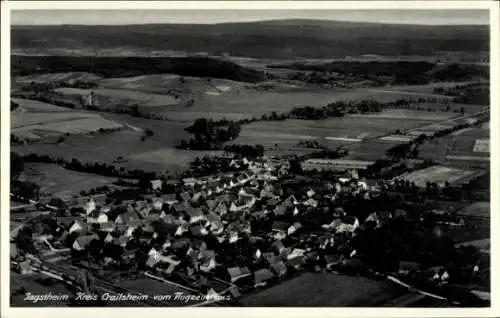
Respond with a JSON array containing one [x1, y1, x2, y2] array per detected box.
[[12, 19, 489, 59]]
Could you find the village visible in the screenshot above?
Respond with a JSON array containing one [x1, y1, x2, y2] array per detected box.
[[10, 153, 490, 306]]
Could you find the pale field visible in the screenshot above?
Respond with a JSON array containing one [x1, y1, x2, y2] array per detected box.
[[401, 165, 482, 187], [230, 114, 436, 152], [473, 139, 490, 153], [20, 162, 120, 200], [12, 113, 217, 173], [53, 87, 180, 107], [14, 72, 102, 84], [11, 98, 69, 112], [11, 106, 124, 140]]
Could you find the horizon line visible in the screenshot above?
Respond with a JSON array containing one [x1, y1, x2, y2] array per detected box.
[[11, 18, 490, 27]]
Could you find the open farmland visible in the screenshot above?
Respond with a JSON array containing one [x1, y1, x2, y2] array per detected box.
[[20, 162, 121, 200], [12, 113, 219, 172], [419, 125, 490, 163], [231, 111, 444, 152], [11, 98, 70, 112], [241, 272, 408, 306], [11, 103, 124, 141], [399, 165, 486, 188], [53, 87, 180, 107]]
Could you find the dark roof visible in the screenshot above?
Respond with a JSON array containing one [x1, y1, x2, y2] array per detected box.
[[254, 268, 275, 283]]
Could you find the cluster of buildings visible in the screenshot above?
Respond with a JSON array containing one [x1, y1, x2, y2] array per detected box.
[[11, 155, 487, 303]]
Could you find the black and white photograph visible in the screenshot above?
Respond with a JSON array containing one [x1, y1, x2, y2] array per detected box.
[[2, 1, 497, 313]]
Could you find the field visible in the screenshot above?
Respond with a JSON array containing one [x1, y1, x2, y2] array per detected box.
[[11, 99, 124, 141], [53, 87, 180, 107], [12, 112, 219, 172], [19, 162, 121, 200], [399, 165, 486, 188], [419, 125, 490, 163], [241, 272, 407, 306], [11, 98, 70, 112], [232, 110, 452, 155], [456, 202, 490, 219]]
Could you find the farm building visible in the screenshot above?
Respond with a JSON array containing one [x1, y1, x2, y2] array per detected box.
[[301, 159, 375, 172]]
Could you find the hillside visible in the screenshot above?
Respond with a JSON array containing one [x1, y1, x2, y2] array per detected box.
[[11, 20, 489, 59], [11, 55, 268, 83]]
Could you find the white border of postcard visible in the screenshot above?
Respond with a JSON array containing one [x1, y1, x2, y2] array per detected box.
[[1, 1, 499, 318]]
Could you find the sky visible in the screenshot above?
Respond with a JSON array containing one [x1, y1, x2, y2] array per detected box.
[[11, 9, 490, 26]]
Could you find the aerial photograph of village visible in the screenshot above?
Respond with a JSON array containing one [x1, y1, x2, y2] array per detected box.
[[8, 7, 491, 308]]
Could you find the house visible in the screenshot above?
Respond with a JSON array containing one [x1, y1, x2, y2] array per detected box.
[[156, 255, 182, 275], [229, 194, 256, 213], [151, 179, 163, 191], [212, 201, 228, 216], [227, 230, 239, 244], [287, 222, 303, 236], [271, 222, 289, 240], [104, 233, 114, 244], [69, 220, 85, 233], [199, 250, 216, 272], [270, 260, 287, 277], [184, 208, 205, 224], [113, 236, 130, 247], [206, 213, 224, 234], [87, 210, 108, 224], [286, 251, 305, 270], [72, 234, 99, 251], [254, 268, 275, 287], [123, 220, 145, 237], [271, 240, 286, 254], [84, 198, 96, 215], [99, 222, 116, 232], [287, 248, 305, 260], [180, 191, 192, 202], [227, 266, 251, 283], [17, 260, 33, 275], [227, 220, 251, 235], [364, 212, 380, 225], [306, 189, 316, 198], [183, 178, 198, 187], [115, 209, 139, 224], [303, 198, 318, 208], [162, 194, 178, 206]]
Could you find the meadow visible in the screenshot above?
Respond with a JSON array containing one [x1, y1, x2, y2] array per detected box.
[[241, 272, 408, 306], [20, 162, 121, 200], [12, 112, 220, 173], [400, 165, 485, 188], [230, 111, 450, 154], [11, 105, 124, 141]]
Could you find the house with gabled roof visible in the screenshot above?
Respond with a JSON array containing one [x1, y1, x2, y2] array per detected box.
[[191, 225, 209, 237], [213, 201, 228, 216], [272, 221, 289, 240], [199, 249, 216, 272], [87, 210, 108, 224], [115, 208, 139, 225], [162, 194, 178, 206], [227, 266, 251, 283], [72, 234, 99, 251], [69, 220, 85, 233], [206, 213, 224, 235], [184, 207, 206, 224]]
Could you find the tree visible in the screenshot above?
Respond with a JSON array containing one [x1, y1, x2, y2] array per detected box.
[[11, 152, 24, 180]]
